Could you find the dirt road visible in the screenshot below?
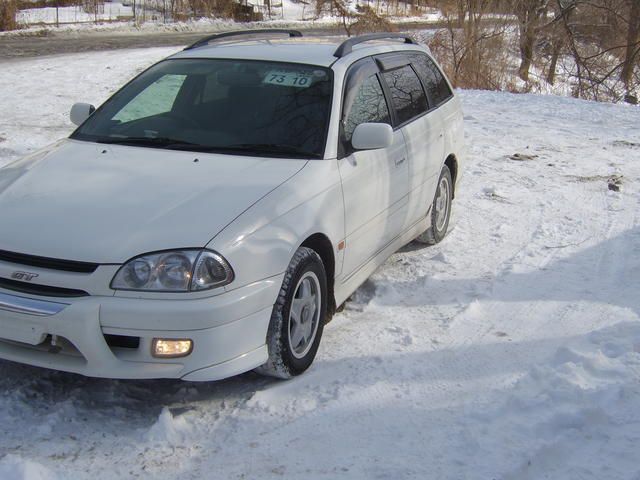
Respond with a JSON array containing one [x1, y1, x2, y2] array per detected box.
[[0, 22, 446, 59]]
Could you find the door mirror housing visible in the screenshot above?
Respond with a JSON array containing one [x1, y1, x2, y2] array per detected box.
[[351, 123, 393, 151], [70, 103, 96, 126]]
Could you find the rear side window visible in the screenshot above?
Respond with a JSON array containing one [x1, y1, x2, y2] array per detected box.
[[382, 65, 428, 125], [411, 54, 453, 107], [343, 75, 390, 143]]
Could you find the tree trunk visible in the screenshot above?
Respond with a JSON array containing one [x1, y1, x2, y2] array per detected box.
[[621, 0, 640, 93], [0, 0, 17, 32], [457, 0, 464, 28], [516, 0, 548, 82], [557, 0, 583, 97], [546, 40, 561, 85], [518, 28, 535, 81]]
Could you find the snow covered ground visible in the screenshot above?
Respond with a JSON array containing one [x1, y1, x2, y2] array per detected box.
[[0, 47, 640, 479]]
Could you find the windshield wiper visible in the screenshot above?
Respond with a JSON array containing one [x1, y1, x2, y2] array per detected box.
[[95, 138, 316, 157], [222, 143, 315, 157], [97, 136, 200, 149]]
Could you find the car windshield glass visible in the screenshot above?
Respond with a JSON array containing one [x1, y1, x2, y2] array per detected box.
[[71, 59, 333, 158]]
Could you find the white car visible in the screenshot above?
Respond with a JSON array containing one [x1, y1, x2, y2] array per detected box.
[[0, 30, 464, 381]]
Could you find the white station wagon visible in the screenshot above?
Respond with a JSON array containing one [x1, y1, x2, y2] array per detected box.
[[0, 30, 464, 381]]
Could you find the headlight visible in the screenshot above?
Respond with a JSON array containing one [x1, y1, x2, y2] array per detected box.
[[111, 249, 234, 292]]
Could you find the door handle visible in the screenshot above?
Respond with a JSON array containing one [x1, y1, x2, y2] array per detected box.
[[395, 157, 406, 166]]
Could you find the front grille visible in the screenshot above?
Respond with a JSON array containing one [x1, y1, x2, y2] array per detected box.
[[0, 277, 89, 298], [0, 249, 99, 274]]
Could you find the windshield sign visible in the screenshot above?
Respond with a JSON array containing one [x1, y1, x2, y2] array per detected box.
[[263, 69, 326, 88]]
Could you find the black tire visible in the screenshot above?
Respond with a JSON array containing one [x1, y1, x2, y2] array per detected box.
[[255, 247, 327, 379], [416, 165, 453, 245]]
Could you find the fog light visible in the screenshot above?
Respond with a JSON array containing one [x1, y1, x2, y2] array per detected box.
[[152, 338, 193, 358]]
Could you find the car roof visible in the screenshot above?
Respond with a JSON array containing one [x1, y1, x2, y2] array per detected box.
[[170, 38, 429, 68]]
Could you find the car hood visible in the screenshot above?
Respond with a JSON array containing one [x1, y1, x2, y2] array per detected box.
[[0, 140, 306, 263]]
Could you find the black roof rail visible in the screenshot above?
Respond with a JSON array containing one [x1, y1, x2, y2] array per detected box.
[[333, 33, 417, 58], [184, 29, 303, 51]]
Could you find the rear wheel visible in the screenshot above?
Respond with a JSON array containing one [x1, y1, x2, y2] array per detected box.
[[255, 247, 327, 379], [416, 165, 453, 245]]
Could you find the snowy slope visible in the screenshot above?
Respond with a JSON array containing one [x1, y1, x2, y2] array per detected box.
[[0, 48, 640, 480]]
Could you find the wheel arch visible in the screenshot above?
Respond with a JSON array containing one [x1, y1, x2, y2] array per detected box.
[[300, 233, 337, 321]]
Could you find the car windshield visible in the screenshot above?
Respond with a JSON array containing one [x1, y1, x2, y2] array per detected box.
[[71, 58, 333, 159]]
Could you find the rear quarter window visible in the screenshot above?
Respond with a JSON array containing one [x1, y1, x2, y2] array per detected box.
[[411, 53, 453, 107], [381, 65, 428, 125]]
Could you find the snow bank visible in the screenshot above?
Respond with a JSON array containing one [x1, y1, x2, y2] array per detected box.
[[145, 407, 194, 446], [463, 322, 640, 478], [0, 455, 58, 480]]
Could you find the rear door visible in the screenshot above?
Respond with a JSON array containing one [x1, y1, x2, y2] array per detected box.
[[338, 57, 410, 278], [411, 52, 462, 176], [376, 53, 445, 227]]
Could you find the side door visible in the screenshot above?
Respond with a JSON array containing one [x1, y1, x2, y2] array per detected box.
[[377, 53, 445, 227], [338, 57, 410, 279], [411, 52, 462, 178]]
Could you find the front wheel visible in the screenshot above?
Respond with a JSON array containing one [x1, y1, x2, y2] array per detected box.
[[416, 165, 453, 245], [255, 247, 327, 379]]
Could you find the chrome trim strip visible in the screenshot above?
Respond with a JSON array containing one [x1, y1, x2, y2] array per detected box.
[[0, 292, 69, 317]]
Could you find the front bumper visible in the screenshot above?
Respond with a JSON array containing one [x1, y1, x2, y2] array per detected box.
[[0, 276, 282, 381]]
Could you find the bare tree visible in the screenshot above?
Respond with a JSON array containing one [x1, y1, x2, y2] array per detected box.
[[314, 0, 392, 36], [514, 0, 549, 81], [429, 0, 639, 101], [549, 0, 639, 101], [431, 1, 511, 90], [541, 0, 566, 84]]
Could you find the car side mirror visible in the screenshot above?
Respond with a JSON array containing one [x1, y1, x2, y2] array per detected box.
[[70, 103, 96, 126], [351, 123, 393, 151]]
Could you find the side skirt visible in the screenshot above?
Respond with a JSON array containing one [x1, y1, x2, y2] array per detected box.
[[333, 214, 430, 307]]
